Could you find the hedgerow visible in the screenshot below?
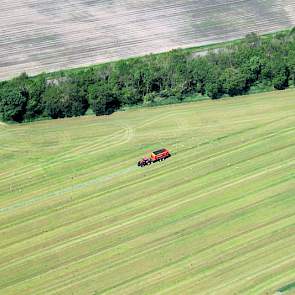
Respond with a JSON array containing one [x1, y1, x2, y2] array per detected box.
[[1, 29, 295, 122]]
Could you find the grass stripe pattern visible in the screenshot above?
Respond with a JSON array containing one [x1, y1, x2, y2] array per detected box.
[[0, 89, 294, 294]]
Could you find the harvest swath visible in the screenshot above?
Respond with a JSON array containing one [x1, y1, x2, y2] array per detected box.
[[1, 0, 295, 80], [0, 90, 295, 294]]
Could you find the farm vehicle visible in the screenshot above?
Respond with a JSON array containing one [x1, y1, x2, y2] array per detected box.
[[137, 148, 171, 167]]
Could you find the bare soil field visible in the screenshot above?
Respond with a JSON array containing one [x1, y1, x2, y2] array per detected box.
[[1, 0, 295, 80]]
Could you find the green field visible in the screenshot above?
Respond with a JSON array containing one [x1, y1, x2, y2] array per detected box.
[[0, 90, 294, 294]]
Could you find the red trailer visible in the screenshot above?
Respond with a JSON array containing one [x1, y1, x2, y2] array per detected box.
[[150, 148, 171, 162], [137, 148, 171, 167]]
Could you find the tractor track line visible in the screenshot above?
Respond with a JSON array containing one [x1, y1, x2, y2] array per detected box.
[[0, 124, 132, 182], [1, 159, 293, 274], [33, 216, 295, 295], [1, 168, 291, 259], [0, 126, 293, 220], [38, 214, 295, 295], [1, 194, 290, 294], [1, 114, 293, 198], [0, 114, 292, 200], [1, 124, 293, 223], [1, 109, 176, 180], [204, 258, 295, 295], [103, 231, 295, 295], [2, 138, 294, 240], [142, 233, 295, 295], [0, 121, 294, 213], [172, 246, 295, 295], [1, 169, 291, 252], [2, 114, 292, 192], [0, 108, 274, 179]]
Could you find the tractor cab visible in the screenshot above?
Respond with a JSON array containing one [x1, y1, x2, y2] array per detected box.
[[137, 157, 151, 167]]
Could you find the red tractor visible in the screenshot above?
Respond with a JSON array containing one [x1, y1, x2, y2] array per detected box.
[[137, 148, 171, 167]]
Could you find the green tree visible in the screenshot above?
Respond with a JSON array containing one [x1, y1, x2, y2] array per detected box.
[[287, 45, 295, 85], [271, 58, 289, 90], [64, 82, 89, 116], [190, 58, 211, 95], [204, 67, 223, 99], [205, 80, 223, 99], [25, 75, 46, 119], [0, 84, 28, 122], [221, 68, 248, 96], [88, 83, 120, 115], [241, 56, 262, 84], [43, 86, 64, 119]]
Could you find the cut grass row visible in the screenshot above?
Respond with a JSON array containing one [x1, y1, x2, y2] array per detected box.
[[0, 89, 294, 294]]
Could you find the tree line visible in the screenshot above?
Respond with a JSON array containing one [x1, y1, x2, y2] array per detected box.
[[1, 29, 295, 122]]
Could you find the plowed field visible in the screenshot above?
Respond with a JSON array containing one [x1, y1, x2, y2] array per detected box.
[[1, 0, 295, 80]]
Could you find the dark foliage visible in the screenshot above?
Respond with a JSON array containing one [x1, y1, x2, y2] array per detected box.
[[1, 29, 295, 122]]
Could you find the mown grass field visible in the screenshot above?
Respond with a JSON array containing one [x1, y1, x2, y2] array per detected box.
[[0, 90, 294, 294], [1, 0, 295, 80]]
